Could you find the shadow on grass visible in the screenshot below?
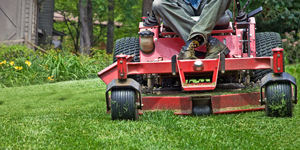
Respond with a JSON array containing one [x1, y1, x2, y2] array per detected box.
[[0, 101, 4, 105], [59, 97, 68, 101], [25, 105, 33, 109]]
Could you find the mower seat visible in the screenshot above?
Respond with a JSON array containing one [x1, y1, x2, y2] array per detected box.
[[163, 10, 231, 31]]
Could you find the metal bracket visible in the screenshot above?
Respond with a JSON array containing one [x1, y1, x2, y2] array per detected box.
[[171, 55, 177, 76], [220, 48, 230, 74], [116, 55, 128, 79]]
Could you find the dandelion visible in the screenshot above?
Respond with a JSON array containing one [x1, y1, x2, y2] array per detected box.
[[0, 60, 6, 65], [9, 61, 14, 66], [14, 66, 23, 70], [48, 76, 54, 81], [25, 60, 31, 67]]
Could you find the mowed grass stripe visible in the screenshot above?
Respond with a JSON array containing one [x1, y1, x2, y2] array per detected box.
[[0, 68, 299, 149]]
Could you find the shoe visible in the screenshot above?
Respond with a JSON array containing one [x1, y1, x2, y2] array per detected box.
[[205, 36, 229, 59], [178, 37, 202, 60]]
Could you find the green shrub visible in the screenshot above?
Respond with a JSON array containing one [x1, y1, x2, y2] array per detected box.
[[282, 30, 300, 64], [0, 44, 112, 87], [245, 0, 300, 34]]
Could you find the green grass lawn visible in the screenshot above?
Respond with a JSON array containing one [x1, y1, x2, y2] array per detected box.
[[1, 76, 300, 149]]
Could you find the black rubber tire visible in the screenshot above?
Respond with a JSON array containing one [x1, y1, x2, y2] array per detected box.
[[111, 88, 139, 120], [113, 37, 142, 84], [252, 32, 282, 82], [265, 82, 293, 117], [113, 37, 140, 63]]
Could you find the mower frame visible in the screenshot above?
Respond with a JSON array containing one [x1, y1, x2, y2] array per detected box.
[[98, 7, 297, 119]]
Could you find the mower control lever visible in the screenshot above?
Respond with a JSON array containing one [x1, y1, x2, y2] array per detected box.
[[143, 11, 159, 27], [242, 0, 250, 13], [248, 7, 263, 18], [235, 0, 262, 22], [235, 0, 247, 22]]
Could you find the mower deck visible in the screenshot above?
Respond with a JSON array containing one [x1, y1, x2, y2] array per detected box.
[[141, 89, 264, 115]]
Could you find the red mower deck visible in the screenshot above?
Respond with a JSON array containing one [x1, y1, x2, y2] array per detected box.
[[98, 1, 297, 120]]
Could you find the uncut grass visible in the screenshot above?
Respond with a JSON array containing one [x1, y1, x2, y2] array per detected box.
[[1, 78, 300, 149], [0, 44, 112, 88]]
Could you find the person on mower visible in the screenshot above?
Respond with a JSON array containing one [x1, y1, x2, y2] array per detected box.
[[152, 0, 232, 60]]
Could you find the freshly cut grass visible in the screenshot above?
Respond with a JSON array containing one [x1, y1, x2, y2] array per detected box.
[[1, 78, 300, 149]]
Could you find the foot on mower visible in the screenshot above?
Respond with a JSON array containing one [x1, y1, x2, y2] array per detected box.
[[178, 36, 203, 60], [205, 36, 230, 59]]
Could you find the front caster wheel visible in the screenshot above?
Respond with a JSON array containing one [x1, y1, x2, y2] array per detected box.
[[265, 82, 293, 117], [111, 88, 139, 120]]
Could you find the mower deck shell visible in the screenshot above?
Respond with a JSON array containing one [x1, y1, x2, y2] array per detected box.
[[98, 17, 297, 117]]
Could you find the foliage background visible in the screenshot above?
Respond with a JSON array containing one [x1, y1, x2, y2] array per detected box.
[[53, 0, 142, 53], [245, 0, 300, 34], [53, 0, 300, 58]]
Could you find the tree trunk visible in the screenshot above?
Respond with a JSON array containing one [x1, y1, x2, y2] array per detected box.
[[79, 0, 92, 55], [142, 0, 153, 17], [87, 0, 93, 47], [106, 0, 115, 54]]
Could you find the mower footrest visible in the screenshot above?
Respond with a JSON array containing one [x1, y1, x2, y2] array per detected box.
[[177, 58, 220, 91]]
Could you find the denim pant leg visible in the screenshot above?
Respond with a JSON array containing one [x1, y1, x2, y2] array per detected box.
[[152, 0, 196, 42], [189, 0, 232, 42]]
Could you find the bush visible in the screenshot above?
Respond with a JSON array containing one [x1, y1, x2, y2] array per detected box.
[[0, 44, 112, 87], [282, 30, 300, 64], [245, 0, 300, 34]]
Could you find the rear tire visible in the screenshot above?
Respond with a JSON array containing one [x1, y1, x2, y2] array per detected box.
[[265, 82, 293, 117], [252, 32, 282, 82], [113, 37, 140, 63], [113, 37, 142, 84], [111, 88, 139, 120]]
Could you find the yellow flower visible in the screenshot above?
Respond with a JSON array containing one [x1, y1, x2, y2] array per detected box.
[[0, 60, 6, 65], [14, 66, 23, 70], [9, 61, 14, 66], [25, 60, 31, 67], [48, 76, 54, 81]]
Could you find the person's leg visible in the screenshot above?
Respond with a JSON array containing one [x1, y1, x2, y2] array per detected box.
[[152, 0, 232, 59], [153, 0, 208, 59], [152, 0, 196, 41], [193, 0, 232, 59], [189, 0, 232, 42]]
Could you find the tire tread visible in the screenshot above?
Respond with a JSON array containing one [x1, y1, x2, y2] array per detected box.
[[252, 32, 282, 82], [265, 82, 292, 117]]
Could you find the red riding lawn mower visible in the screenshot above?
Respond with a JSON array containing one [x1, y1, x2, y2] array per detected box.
[[98, 0, 298, 120]]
